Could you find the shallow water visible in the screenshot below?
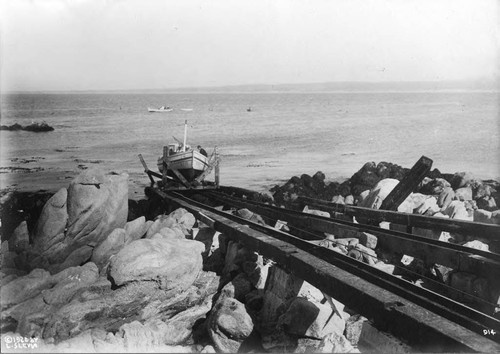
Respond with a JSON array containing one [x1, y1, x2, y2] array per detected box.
[[1, 91, 499, 197]]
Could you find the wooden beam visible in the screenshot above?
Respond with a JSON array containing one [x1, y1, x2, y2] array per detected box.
[[138, 153, 169, 183], [194, 150, 217, 185], [206, 193, 500, 278], [299, 197, 500, 242], [380, 155, 433, 210], [162, 146, 169, 186], [214, 148, 220, 188], [138, 154, 155, 184]]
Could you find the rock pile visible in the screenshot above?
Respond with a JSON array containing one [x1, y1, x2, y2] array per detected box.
[[271, 162, 500, 227], [271, 162, 500, 317], [1, 169, 219, 352], [0, 167, 389, 353], [0, 122, 54, 132]]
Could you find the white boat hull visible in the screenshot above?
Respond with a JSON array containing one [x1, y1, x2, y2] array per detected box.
[[158, 150, 208, 181], [148, 108, 173, 112]]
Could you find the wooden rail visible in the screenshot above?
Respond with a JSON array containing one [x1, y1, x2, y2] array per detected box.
[[298, 196, 500, 243], [205, 191, 500, 282]]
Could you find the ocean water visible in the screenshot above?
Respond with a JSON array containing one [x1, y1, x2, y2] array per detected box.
[[1, 91, 499, 197]]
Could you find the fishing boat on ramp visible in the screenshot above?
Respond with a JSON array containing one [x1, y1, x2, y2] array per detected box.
[[148, 106, 173, 112], [138, 120, 219, 190]]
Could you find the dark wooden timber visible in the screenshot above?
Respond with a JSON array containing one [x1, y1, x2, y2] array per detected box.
[[214, 149, 220, 187], [138, 153, 169, 184], [204, 191, 500, 290], [152, 188, 500, 351], [298, 196, 500, 243], [162, 146, 169, 186], [380, 155, 433, 210], [193, 147, 219, 187]]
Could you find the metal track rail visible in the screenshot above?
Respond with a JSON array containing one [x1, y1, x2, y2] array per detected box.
[[152, 188, 500, 351]]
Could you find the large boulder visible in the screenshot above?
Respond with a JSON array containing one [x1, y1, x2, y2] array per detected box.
[[123, 216, 148, 244], [349, 162, 381, 196], [42, 270, 218, 342], [146, 215, 177, 238], [455, 187, 473, 201], [1, 264, 100, 336], [2, 294, 52, 337], [42, 262, 99, 305], [208, 297, 254, 353], [108, 238, 204, 290], [91, 228, 127, 269], [9, 221, 30, 253], [442, 200, 471, 221], [476, 196, 498, 211], [450, 172, 475, 190], [358, 179, 408, 211], [42, 281, 158, 341], [57, 169, 128, 264], [0, 268, 53, 309], [419, 178, 451, 195], [32, 188, 68, 254]]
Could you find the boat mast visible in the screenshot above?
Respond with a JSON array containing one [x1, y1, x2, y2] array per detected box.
[[183, 120, 187, 152]]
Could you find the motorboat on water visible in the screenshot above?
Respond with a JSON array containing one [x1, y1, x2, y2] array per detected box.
[[148, 106, 173, 112]]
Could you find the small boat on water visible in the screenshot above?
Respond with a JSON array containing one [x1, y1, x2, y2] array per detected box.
[[156, 120, 209, 181], [148, 106, 173, 113]]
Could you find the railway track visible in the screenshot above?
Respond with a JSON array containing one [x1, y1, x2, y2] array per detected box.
[[151, 187, 500, 352]]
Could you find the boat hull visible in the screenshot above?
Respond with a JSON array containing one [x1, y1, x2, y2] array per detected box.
[[148, 108, 173, 112], [158, 150, 208, 181]]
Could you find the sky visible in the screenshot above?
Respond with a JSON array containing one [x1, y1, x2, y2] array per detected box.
[[0, 0, 498, 91]]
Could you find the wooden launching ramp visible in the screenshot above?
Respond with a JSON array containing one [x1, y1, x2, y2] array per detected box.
[[150, 187, 500, 352], [138, 154, 500, 351]]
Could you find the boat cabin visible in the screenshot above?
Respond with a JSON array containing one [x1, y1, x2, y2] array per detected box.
[[166, 143, 192, 156]]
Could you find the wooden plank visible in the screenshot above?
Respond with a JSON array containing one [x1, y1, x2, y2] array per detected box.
[[299, 197, 500, 242], [138, 153, 168, 183], [138, 154, 155, 184], [214, 148, 220, 188], [162, 146, 169, 186], [138, 153, 149, 172], [206, 192, 500, 278], [380, 155, 433, 210], [194, 150, 217, 185]]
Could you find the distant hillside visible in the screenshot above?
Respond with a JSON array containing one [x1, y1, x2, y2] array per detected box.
[[5, 79, 498, 94], [140, 79, 499, 93]]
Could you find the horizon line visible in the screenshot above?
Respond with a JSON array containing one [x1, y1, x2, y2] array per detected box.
[[1, 78, 497, 95]]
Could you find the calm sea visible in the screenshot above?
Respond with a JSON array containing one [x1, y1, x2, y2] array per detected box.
[[1, 91, 499, 197]]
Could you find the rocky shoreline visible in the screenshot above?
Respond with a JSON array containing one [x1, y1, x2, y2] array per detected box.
[[0, 122, 54, 132], [1, 161, 499, 353]]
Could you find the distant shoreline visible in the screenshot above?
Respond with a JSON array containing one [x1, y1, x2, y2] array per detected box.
[[2, 79, 497, 95]]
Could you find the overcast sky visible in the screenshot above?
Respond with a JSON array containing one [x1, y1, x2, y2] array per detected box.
[[1, 0, 498, 91]]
